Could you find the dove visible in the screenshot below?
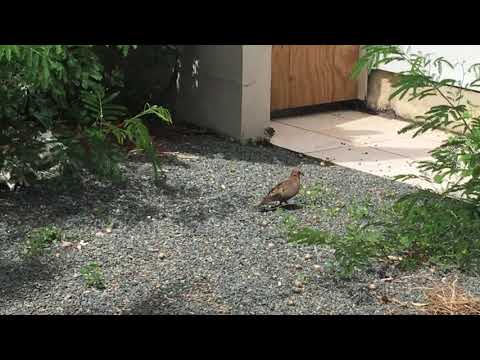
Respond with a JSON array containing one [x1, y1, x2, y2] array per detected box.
[[258, 168, 304, 207]]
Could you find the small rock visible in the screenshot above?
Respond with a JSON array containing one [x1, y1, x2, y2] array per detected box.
[[159, 252, 166, 259], [95, 232, 105, 237], [295, 264, 303, 270], [221, 184, 226, 190], [313, 264, 323, 272], [262, 221, 268, 227], [368, 283, 377, 290], [76, 240, 88, 250], [277, 281, 282, 287], [267, 242, 274, 248], [293, 280, 304, 288], [293, 287, 303, 294], [105, 227, 112, 234], [304, 254, 313, 260], [379, 295, 390, 304], [287, 300, 295, 306], [60, 241, 73, 248]]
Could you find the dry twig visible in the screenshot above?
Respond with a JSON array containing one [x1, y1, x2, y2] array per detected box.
[[421, 278, 480, 315]]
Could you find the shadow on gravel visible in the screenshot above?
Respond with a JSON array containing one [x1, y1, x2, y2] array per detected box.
[[126, 287, 186, 315], [127, 279, 230, 315], [152, 125, 325, 168], [0, 260, 59, 303], [152, 178, 202, 201], [1, 125, 324, 259], [0, 179, 194, 251], [258, 204, 303, 213], [165, 192, 254, 230]]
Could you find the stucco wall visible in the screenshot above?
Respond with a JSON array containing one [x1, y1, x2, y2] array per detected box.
[[176, 45, 243, 138], [367, 69, 480, 133], [240, 45, 271, 139], [176, 45, 271, 140], [366, 46, 480, 133], [379, 45, 480, 88]]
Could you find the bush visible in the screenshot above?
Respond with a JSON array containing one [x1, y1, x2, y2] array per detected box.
[[352, 45, 480, 207], [21, 225, 62, 258], [284, 191, 480, 278], [0, 45, 173, 189], [80, 262, 106, 290], [283, 47, 480, 278]]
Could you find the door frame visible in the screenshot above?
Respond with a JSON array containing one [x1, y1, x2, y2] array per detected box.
[[237, 45, 368, 139]]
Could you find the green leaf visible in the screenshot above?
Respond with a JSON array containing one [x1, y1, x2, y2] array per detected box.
[[473, 166, 480, 178], [434, 174, 445, 184], [103, 91, 120, 103]]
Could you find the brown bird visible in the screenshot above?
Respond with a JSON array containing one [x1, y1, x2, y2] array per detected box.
[[258, 168, 304, 207]]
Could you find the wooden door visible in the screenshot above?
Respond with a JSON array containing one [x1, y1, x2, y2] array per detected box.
[[271, 45, 360, 111]]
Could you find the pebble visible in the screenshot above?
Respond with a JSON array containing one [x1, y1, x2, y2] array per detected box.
[[368, 284, 377, 290], [313, 264, 323, 272], [287, 300, 295, 306], [293, 280, 304, 288], [304, 254, 313, 260], [267, 242, 274, 248], [159, 253, 166, 260], [293, 287, 303, 294]]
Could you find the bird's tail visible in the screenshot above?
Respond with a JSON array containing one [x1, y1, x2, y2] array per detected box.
[[257, 196, 271, 207]]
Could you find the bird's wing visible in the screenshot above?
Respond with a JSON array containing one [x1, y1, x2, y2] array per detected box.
[[266, 180, 289, 198]]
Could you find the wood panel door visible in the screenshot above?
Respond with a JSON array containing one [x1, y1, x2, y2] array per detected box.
[[271, 45, 360, 111]]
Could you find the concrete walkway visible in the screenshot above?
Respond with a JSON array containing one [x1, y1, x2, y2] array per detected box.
[[270, 110, 451, 192]]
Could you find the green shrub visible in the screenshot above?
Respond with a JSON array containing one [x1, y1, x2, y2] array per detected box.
[[80, 262, 106, 290], [0, 45, 173, 189], [282, 46, 480, 278], [22, 225, 62, 258], [352, 45, 480, 207], [284, 192, 480, 278]]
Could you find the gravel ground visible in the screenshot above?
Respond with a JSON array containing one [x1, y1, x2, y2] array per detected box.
[[1, 128, 479, 315]]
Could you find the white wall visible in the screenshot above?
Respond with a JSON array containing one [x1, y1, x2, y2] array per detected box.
[[379, 45, 480, 89], [175, 45, 271, 140], [176, 45, 243, 139]]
